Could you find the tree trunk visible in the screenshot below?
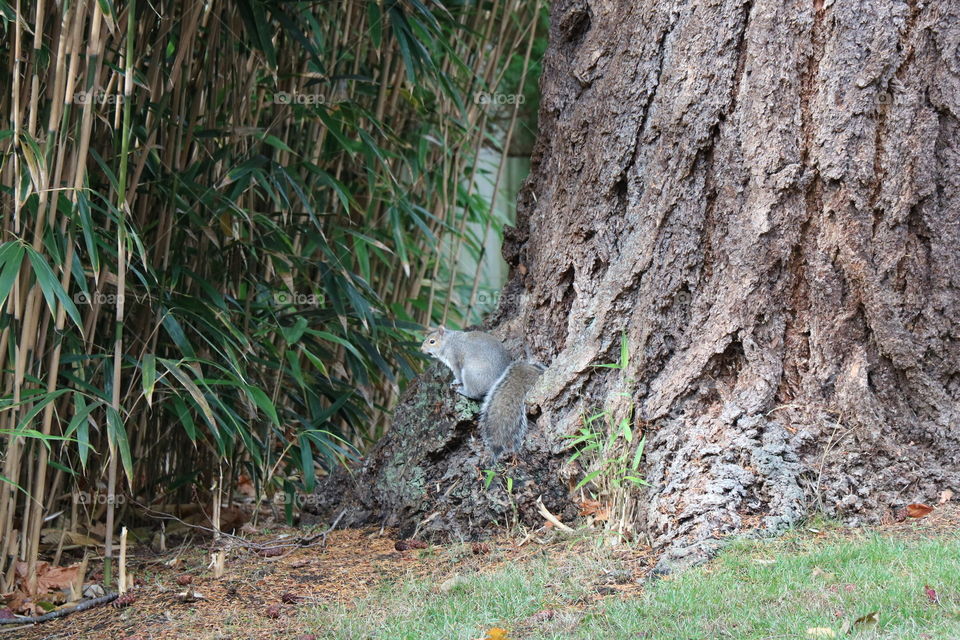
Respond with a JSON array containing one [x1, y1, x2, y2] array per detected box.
[[312, 0, 960, 568]]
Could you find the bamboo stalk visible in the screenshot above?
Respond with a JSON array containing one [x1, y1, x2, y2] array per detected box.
[[104, 0, 136, 587], [0, 0, 28, 591]]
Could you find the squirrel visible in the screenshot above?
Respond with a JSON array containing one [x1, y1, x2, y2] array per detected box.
[[421, 326, 543, 463]]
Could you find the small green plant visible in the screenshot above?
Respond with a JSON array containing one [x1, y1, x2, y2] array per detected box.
[[565, 417, 649, 491], [482, 467, 516, 495], [483, 467, 496, 489], [562, 333, 649, 533]]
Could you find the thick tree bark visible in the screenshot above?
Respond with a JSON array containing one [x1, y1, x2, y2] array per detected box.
[[312, 0, 960, 567], [495, 0, 960, 567]]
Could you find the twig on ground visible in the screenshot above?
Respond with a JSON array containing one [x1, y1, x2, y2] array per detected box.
[[0, 592, 119, 626]]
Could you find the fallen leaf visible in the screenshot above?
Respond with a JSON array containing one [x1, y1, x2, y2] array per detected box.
[[40, 529, 102, 547], [578, 499, 603, 516], [258, 547, 284, 558], [176, 574, 193, 586], [83, 583, 105, 598], [12, 561, 82, 596], [472, 542, 490, 555], [484, 628, 511, 640], [811, 567, 835, 580], [394, 539, 428, 551], [939, 489, 954, 504], [806, 628, 836, 639], [113, 593, 137, 608], [854, 611, 879, 627], [905, 503, 933, 518], [4, 592, 40, 617], [280, 592, 301, 604], [177, 590, 205, 603], [925, 585, 940, 604], [264, 603, 282, 618], [236, 475, 255, 497], [523, 609, 556, 625]]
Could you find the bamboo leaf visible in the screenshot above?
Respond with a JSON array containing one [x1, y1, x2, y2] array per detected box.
[[575, 468, 605, 490], [159, 359, 218, 431], [65, 394, 100, 468], [25, 246, 83, 331], [142, 354, 157, 406], [630, 435, 647, 471], [106, 406, 134, 485], [0, 241, 25, 309], [299, 433, 315, 492]]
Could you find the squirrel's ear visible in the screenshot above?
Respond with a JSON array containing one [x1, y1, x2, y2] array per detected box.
[[437, 325, 446, 334]]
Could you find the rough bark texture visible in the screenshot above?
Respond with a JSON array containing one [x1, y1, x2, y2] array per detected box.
[[495, 0, 960, 568], [303, 363, 574, 539], [311, 0, 960, 566]]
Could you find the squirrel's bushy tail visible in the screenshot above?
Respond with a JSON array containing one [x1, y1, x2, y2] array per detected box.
[[480, 362, 544, 463]]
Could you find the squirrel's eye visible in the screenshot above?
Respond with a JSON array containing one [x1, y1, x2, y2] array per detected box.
[[429, 339, 435, 344]]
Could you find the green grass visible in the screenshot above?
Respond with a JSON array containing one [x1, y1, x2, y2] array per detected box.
[[299, 526, 960, 639]]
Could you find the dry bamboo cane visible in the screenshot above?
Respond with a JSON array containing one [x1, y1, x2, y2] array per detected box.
[[0, 0, 30, 592], [440, 0, 519, 320], [0, 0, 22, 588], [23, 0, 92, 581], [104, 0, 135, 588], [466, 0, 541, 315]]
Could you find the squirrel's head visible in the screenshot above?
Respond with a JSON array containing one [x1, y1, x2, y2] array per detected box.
[[420, 325, 446, 356]]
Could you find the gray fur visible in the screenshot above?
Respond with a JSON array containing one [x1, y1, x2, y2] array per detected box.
[[480, 362, 544, 463], [421, 327, 512, 399]]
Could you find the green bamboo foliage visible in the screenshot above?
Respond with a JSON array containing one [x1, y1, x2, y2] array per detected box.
[[0, 0, 541, 588]]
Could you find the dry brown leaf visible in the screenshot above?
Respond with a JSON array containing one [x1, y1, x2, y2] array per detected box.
[[394, 539, 427, 551], [37, 564, 81, 593], [905, 503, 933, 518], [811, 566, 835, 580], [523, 609, 557, 625], [854, 611, 879, 627], [938, 489, 954, 504], [40, 529, 102, 547], [578, 499, 603, 516], [13, 561, 82, 595]]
